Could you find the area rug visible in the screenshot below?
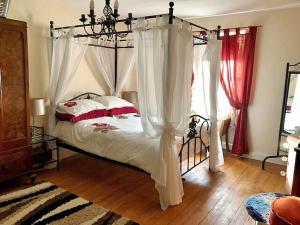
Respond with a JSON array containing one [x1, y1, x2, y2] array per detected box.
[[0, 182, 139, 225]]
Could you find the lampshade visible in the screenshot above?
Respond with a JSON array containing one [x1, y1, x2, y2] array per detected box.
[[31, 98, 46, 116], [122, 91, 139, 110]]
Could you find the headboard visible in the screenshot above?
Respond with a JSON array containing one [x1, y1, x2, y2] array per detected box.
[[68, 92, 102, 101]]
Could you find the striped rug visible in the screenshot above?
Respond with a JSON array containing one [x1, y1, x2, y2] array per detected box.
[[0, 182, 139, 225]]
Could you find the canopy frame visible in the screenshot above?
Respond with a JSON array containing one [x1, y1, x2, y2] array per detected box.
[[50, 2, 221, 90]]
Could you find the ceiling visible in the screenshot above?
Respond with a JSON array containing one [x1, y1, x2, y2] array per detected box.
[[68, 0, 300, 18]]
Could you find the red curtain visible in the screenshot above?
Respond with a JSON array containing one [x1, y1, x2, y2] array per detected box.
[[220, 26, 257, 156]]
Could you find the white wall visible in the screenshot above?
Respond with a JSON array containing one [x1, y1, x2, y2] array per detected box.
[[190, 7, 300, 162], [8, 0, 108, 102], [7, 0, 300, 162]]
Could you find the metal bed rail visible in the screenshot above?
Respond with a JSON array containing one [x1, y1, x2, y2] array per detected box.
[[179, 115, 210, 176]]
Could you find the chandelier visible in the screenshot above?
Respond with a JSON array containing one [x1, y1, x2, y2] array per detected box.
[[79, 0, 133, 39]]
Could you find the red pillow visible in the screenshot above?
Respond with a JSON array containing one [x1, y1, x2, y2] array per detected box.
[[109, 106, 138, 116], [56, 109, 108, 123]]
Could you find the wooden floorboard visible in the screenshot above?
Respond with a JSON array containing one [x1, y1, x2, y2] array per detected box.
[[0, 153, 286, 225]]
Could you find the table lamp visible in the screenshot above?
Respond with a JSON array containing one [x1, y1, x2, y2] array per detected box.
[[31, 98, 46, 128], [122, 91, 139, 110]]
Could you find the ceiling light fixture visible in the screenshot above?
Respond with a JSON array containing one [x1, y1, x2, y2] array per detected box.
[[79, 0, 133, 39]]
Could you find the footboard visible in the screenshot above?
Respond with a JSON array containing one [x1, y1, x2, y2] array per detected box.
[[179, 115, 210, 176]]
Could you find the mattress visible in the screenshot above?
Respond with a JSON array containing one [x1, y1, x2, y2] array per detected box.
[[54, 115, 163, 175]]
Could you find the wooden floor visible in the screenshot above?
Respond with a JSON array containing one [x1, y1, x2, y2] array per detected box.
[[1, 153, 286, 225]]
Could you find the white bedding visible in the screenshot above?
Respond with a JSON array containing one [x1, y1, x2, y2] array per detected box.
[[54, 115, 163, 174], [54, 114, 209, 179]]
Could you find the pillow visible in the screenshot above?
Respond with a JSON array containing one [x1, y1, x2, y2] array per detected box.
[[109, 106, 138, 116], [56, 99, 108, 123], [93, 96, 134, 109]]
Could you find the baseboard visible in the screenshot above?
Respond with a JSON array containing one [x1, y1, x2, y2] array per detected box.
[[222, 142, 286, 165], [243, 152, 287, 165]]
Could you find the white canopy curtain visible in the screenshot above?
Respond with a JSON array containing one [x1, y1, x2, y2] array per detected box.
[[192, 45, 231, 120], [85, 41, 134, 96], [201, 33, 224, 171], [48, 29, 89, 134], [191, 45, 208, 117], [133, 16, 193, 210], [85, 42, 115, 95], [116, 48, 135, 96]]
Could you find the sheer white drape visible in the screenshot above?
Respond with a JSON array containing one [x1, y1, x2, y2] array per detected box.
[[86, 42, 134, 96], [133, 16, 193, 210], [202, 33, 224, 171], [192, 45, 208, 117], [192, 45, 231, 119], [86, 43, 115, 95], [116, 48, 135, 96], [48, 29, 89, 134]]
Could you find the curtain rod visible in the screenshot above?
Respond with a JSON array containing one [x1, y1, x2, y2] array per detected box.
[[221, 25, 262, 30], [74, 30, 132, 38], [194, 43, 207, 46], [194, 35, 207, 42], [52, 15, 210, 32], [75, 31, 207, 42], [88, 44, 115, 49], [118, 46, 134, 49], [192, 25, 262, 34], [173, 16, 209, 31], [52, 13, 169, 31]]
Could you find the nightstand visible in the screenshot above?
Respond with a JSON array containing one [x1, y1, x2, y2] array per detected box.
[[31, 126, 59, 170]]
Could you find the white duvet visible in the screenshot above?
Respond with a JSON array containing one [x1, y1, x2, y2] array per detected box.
[[54, 115, 163, 175]]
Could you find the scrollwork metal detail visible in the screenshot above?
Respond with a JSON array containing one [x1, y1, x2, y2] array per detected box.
[[179, 114, 210, 176], [187, 117, 197, 139]]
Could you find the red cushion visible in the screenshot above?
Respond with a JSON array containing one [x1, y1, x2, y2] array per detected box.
[[269, 197, 300, 225], [109, 106, 138, 116], [56, 109, 108, 123]]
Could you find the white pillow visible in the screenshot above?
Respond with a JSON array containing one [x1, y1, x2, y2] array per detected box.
[[57, 99, 107, 116], [93, 96, 134, 109]]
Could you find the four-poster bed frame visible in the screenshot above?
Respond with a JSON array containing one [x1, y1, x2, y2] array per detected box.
[[50, 2, 221, 176], [56, 93, 210, 176]]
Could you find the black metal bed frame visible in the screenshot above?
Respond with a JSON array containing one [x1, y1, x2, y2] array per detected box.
[[51, 2, 213, 175], [56, 93, 210, 176], [180, 115, 210, 176]]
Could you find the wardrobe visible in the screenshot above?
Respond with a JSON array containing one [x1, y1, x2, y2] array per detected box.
[[0, 18, 31, 182]]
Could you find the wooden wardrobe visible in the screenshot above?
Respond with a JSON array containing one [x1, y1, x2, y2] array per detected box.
[[0, 18, 31, 182]]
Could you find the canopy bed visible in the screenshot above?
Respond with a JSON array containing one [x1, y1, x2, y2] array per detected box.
[[48, 1, 223, 210]]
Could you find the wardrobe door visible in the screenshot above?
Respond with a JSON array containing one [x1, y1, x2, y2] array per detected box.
[[0, 19, 30, 151]]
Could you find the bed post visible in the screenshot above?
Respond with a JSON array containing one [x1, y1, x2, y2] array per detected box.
[[169, 2, 174, 24], [217, 25, 221, 40], [50, 21, 54, 37], [114, 35, 118, 93]]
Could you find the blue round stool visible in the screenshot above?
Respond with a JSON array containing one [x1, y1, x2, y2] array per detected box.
[[245, 193, 287, 224]]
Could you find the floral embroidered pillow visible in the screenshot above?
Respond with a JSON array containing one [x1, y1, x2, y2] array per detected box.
[[56, 99, 108, 123]]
